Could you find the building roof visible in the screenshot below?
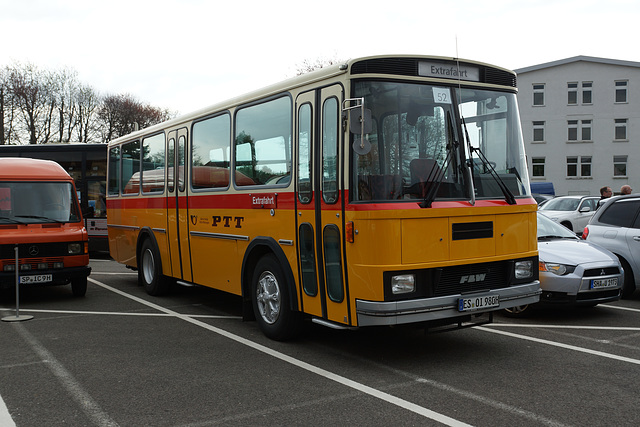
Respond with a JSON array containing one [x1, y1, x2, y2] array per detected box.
[[515, 56, 640, 74]]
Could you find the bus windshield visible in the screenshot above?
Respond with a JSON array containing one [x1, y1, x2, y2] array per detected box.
[[351, 81, 530, 202], [0, 182, 80, 224]]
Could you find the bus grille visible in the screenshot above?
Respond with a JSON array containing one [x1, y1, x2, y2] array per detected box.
[[433, 261, 510, 296]]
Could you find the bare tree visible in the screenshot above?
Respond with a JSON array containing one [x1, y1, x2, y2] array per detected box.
[[8, 63, 48, 144], [295, 56, 345, 76], [55, 67, 80, 143], [97, 93, 173, 142], [75, 84, 101, 143]]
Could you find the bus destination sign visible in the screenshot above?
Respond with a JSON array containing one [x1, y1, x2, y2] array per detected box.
[[418, 61, 480, 82]]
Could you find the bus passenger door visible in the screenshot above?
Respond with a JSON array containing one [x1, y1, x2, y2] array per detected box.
[[295, 85, 350, 325], [166, 129, 192, 282]]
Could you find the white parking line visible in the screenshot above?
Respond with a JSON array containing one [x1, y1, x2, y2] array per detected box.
[[601, 304, 640, 313], [0, 307, 240, 319], [10, 323, 119, 427], [88, 278, 472, 427], [0, 394, 16, 427], [476, 326, 640, 365], [489, 323, 640, 331]]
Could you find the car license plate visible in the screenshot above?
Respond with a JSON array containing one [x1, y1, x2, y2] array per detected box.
[[590, 278, 618, 289], [458, 294, 499, 312], [20, 274, 53, 284]]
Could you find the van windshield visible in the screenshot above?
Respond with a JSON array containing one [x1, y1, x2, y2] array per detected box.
[[0, 182, 81, 224]]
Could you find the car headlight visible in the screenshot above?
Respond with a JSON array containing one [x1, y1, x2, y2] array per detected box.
[[391, 274, 415, 294], [514, 260, 534, 279], [539, 261, 575, 276]]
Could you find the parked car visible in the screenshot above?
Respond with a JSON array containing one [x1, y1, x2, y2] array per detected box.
[[504, 212, 623, 316], [583, 194, 640, 298], [538, 195, 600, 234]]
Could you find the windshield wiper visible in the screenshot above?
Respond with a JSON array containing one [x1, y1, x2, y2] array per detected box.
[[462, 118, 516, 205], [0, 216, 27, 224], [538, 235, 575, 241], [419, 112, 459, 208], [15, 215, 64, 223]]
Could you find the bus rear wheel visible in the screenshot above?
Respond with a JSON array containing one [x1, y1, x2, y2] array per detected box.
[[139, 239, 169, 296], [251, 254, 302, 341]]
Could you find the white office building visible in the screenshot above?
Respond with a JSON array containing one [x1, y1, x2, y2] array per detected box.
[[515, 56, 640, 196]]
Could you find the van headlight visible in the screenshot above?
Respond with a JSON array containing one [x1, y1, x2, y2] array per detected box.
[[68, 243, 82, 254]]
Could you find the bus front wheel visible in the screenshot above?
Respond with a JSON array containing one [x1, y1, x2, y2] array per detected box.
[[139, 239, 169, 296], [251, 254, 302, 341]]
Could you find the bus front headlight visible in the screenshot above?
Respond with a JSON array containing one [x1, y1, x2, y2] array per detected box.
[[515, 260, 533, 279], [391, 274, 415, 294]]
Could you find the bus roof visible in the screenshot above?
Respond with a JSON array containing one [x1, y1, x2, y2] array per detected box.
[[0, 158, 73, 181], [108, 54, 516, 146]]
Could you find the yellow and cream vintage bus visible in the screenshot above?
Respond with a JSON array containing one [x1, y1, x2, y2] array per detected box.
[[107, 55, 540, 340]]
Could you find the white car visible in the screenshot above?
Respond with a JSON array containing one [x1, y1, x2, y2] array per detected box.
[[505, 213, 623, 316], [538, 195, 600, 235]]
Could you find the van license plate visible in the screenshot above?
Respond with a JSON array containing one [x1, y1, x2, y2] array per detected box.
[[20, 274, 53, 284], [591, 278, 618, 289], [458, 294, 499, 312]]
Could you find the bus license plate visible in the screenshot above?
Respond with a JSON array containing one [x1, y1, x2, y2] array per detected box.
[[591, 278, 618, 289], [20, 274, 53, 284], [458, 294, 499, 312]]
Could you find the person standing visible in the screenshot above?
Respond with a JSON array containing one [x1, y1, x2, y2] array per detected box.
[[621, 185, 632, 195], [598, 186, 613, 208], [600, 186, 613, 199]]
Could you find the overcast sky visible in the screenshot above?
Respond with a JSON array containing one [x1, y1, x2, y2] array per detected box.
[[2, 0, 639, 115]]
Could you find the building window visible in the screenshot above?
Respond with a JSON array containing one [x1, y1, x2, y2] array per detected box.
[[568, 119, 592, 142], [533, 121, 545, 142], [581, 156, 592, 177], [581, 120, 592, 141], [614, 155, 627, 177], [615, 81, 628, 103], [567, 156, 591, 177], [533, 84, 545, 106], [568, 82, 578, 104], [582, 82, 592, 104], [615, 119, 628, 140], [568, 120, 578, 141], [567, 156, 578, 176], [532, 157, 545, 177]]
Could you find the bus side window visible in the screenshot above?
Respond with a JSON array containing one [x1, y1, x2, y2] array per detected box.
[[121, 140, 141, 195], [108, 146, 120, 196], [234, 96, 292, 187], [192, 113, 231, 189], [142, 133, 166, 194]]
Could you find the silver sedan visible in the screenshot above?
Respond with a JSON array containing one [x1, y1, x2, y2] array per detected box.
[[505, 212, 623, 316]]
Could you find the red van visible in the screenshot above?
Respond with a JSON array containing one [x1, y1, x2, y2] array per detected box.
[[0, 158, 91, 296]]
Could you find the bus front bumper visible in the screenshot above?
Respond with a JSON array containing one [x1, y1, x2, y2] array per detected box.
[[355, 281, 541, 327]]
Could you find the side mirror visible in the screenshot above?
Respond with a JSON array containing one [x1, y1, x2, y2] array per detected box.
[[343, 98, 372, 155], [579, 206, 591, 213]]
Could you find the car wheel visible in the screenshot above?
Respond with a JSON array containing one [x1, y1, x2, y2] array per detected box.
[[503, 304, 531, 317], [619, 257, 636, 299], [251, 254, 302, 341], [71, 276, 87, 297], [561, 221, 573, 231], [139, 239, 169, 296]]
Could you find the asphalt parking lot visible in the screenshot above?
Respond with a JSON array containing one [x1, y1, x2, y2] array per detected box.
[[2, 255, 640, 426]]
